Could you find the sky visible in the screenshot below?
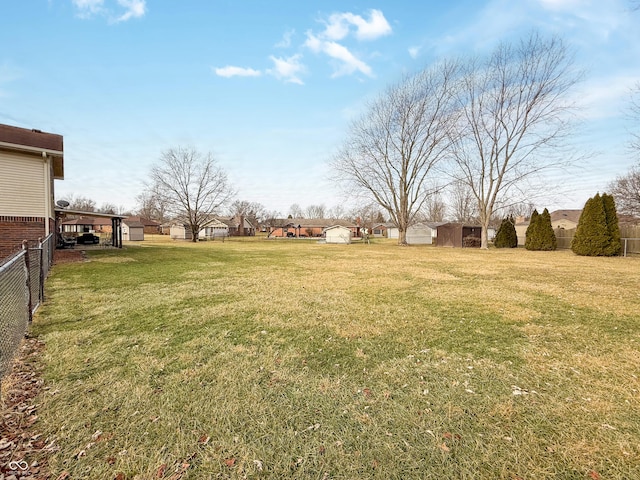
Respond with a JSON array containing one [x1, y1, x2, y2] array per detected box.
[[1, 0, 639, 216]]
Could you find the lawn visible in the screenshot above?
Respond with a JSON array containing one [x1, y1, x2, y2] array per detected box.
[[29, 238, 640, 479]]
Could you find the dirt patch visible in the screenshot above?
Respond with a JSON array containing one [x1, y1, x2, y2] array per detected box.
[[0, 337, 53, 480], [53, 249, 86, 264]]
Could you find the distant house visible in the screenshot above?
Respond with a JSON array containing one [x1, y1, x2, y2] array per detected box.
[[515, 209, 582, 246], [221, 215, 255, 236], [386, 222, 445, 245], [0, 123, 64, 258], [199, 218, 229, 239], [324, 225, 352, 244], [124, 216, 161, 235], [268, 218, 361, 238], [371, 223, 393, 237], [61, 216, 112, 234], [122, 218, 144, 241], [170, 223, 192, 240], [436, 223, 482, 248]]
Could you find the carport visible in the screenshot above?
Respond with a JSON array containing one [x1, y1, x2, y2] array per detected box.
[[55, 208, 124, 248]]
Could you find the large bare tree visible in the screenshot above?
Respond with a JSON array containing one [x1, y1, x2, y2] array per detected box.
[[332, 61, 461, 245], [451, 32, 579, 248], [608, 163, 640, 217], [150, 146, 234, 242], [448, 180, 478, 223]]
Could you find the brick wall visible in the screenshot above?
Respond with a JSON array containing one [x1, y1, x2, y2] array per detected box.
[[0, 216, 47, 259]]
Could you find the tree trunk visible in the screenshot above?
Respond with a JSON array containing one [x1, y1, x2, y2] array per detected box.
[[480, 215, 490, 249], [398, 228, 408, 246]]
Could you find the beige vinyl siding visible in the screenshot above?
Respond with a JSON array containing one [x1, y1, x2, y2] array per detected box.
[[0, 151, 47, 217]]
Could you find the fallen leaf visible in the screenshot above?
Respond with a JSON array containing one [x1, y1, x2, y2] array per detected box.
[[114, 473, 125, 480], [439, 443, 450, 452], [318, 445, 326, 455], [588, 471, 601, 480], [156, 463, 168, 478], [56, 472, 70, 480], [225, 457, 236, 467], [198, 435, 210, 445]]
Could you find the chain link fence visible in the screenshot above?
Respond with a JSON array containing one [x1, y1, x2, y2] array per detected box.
[[0, 234, 54, 382]]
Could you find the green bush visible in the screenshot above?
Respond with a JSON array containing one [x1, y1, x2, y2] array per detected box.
[[537, 208, 557, 251], [525, 209, 557, 251], [525, 210, 540, 250], [572, 193, 621, 256], [494, 216, 518, 248]]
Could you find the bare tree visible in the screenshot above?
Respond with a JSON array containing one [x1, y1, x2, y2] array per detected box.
[[327, 204, 347, 220], [288, 203, 304, 218], [229, 200, 267, 229], [418, 191, 447, 222], [349, 202, 386, 233], [332, 60, 460, 245], [630, 83, 640, 154], [451, 32, 579, 248], [150, 146, 234, 242], [447, 180, 478, 223], [305, 204, 327, 219], [608, 163, 640, 216], [136, 187, 170, 223], [59, 194, 96, 212]]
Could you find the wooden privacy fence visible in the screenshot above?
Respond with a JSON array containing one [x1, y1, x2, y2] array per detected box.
[[554, 226, 640, 256]]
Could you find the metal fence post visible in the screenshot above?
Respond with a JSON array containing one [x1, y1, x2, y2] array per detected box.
[[22, 240, 33, 323]]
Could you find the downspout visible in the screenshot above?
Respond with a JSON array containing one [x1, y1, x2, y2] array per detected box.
[[43, 152, 52, 236]]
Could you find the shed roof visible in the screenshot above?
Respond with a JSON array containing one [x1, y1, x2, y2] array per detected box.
[[124, 216, 160, 227]]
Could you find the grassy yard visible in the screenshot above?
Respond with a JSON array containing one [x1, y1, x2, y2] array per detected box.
[[30, 238, 640, 479]]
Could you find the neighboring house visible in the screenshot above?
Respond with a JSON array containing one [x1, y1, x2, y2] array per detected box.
[[324, 225, 352, 244], [61, 216, 112, 234], [387, 222, 445, 245], [371, 223, 393, 238], [122, 219, 144, 241], [170, 223, 193, 240], [221, 215, 255, 236], [124, 216, 161, 234], [199, 218, 229, 239], [268, 218, 361, 238], [170, 217, 230, 240], [0, 124, 64, 258], [436, 223, 482, 247], [550, 209, 582, 230], [515, 209, 582, 246]]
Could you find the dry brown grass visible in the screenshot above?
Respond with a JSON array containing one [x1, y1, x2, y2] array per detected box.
[[26, 239, 640, 479]]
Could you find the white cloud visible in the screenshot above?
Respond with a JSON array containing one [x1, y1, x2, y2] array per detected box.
[[267, 54, 305, 84], [115, 0, 146, 22], [305, 33, 373, 78], [275, 29, 295, 48], [71, 0, 146, 22], [538, 0, 585, 11], [408, 46, 421, 59], [214, 66, 262, 78], [72, 0, 105, 18], [322, 9, 392, 41]]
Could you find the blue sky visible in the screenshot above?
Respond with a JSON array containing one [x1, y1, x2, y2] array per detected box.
[[1, 0, 639, 216]]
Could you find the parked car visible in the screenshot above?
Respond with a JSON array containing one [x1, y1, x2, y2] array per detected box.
[[76, 233, 100, 244]]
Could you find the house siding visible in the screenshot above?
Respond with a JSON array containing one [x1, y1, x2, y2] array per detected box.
[[0, 151, 48, 218]]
